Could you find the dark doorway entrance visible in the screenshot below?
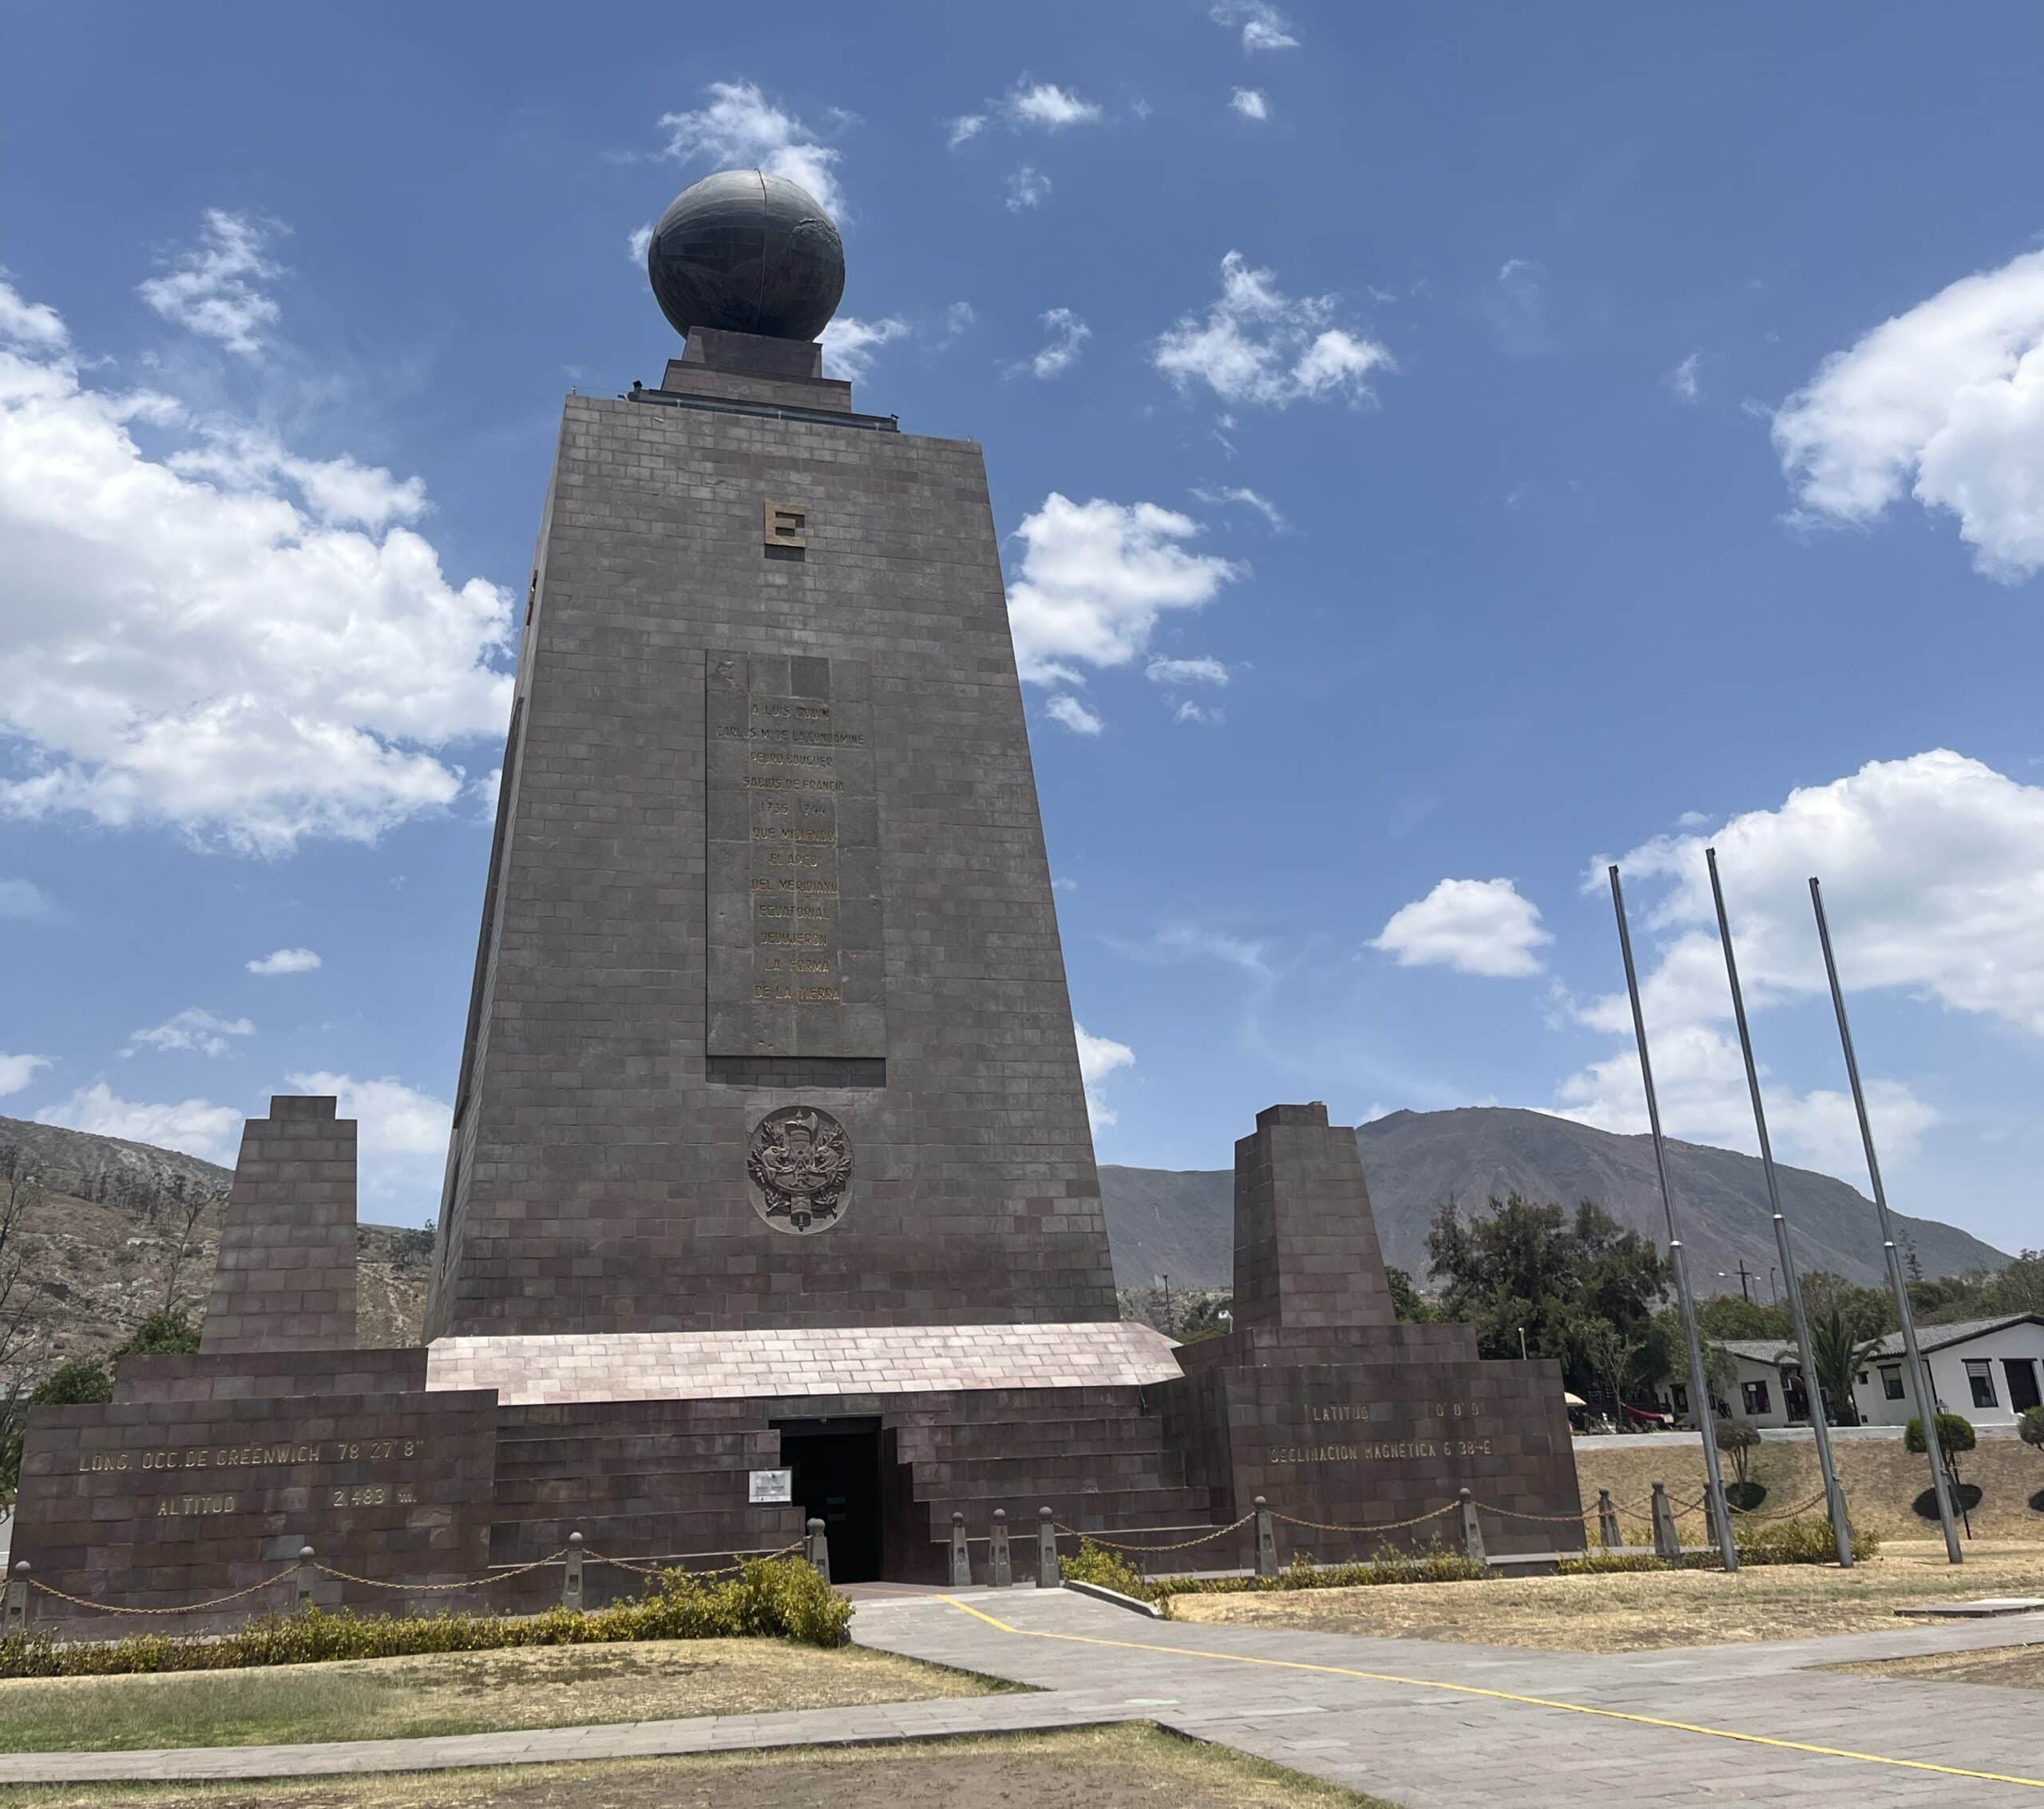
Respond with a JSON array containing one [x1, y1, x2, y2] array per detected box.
[[776, 1418, 882, 1583], [2006, 1359, 2042, 1415]]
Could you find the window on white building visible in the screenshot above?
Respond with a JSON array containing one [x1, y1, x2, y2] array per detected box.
[[1965, 1360, 1997, 1411], [1741, 1379, 1771, 1416], [1880, 1367, 1904, 1401]]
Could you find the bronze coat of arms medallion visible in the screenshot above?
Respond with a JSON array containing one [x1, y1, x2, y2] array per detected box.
[[746, 1105, 853, 1234]]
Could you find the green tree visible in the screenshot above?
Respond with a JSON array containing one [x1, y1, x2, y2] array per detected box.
[[2018, 1404, 2043, 1458], [1386, 1267, 1440, 1324], [1986, 1251, 2044, 1316], [1906, 1411, 1979, 1530], [1697, 1294, 1791, 1340], [1425, 1196, 1669, 1403], [1800, 1271, 1895, 1340], [1718, 1418, 1764, 1507], [110, 1308, 202, 1361], [1807, 1306, 1883, 1427]]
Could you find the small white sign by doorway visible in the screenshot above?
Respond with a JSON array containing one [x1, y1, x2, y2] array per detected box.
[[748, 1468, 794, 1504]]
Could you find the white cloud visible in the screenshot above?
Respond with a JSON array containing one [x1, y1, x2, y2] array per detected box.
[[0, 1052, 50, 1097], [1073, 1022, 1135, 1127], [1004, 82, 1103, 129], [1489, 257, 1553, 357], [1045, 694, 1103, 736], [1773, 246, 2044, 580], [941, 301, 976, 338], [1005, 493, 1245, 685], [1666, 350, 1701, 403], [1230, 89, 1270, 121], [1012, 307, 1089, 380], [247, 946, 321, 976], [1211, 1, 1299, 50], [627, 224, 653, 264], [1145, 655, 1230, 687], [1555, 749, 2044, 1174], [818, 314, 908, 382], [946, 114, 986, 148], [1005, 166, 1052, 212], [137, 211, 285, 358], [0, 279, 513, 853], [1146, 921, 1271, 975], [1154, 252, 1393, 409], [36, 1083, 242, 1166], [1372, 877, 1551, 978], [287, 1069, 452, 1214], [656, 81, 845, 218], [0, 877, 51, 919], [168, 426, 428, 531], [1173, 699, 1221, 725], [126, 1007, 256, 1059], [0, 283, 66, 351], [1191, 484, 1287, 530]]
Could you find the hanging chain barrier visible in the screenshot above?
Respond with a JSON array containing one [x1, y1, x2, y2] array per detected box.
[[1471, 1500, 1594, 1526], [1269, 1501, 1459, 1537], [1052, 1514, 1251, 1555], [584, 1541, 803, 1581], [310, 1549, 569, 1593], [23, 1567, 299, 1618], [1725, 1490, 1831, 1526]]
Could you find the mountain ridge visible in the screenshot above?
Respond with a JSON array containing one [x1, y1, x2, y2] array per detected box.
[[1099, 1105, 2010, 1291]]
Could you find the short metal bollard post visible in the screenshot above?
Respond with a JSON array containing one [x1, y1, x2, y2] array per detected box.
[[4, 1562, 29, 1630], [949, 1511, 972, 1588], [1597, 1488, 1622, 1549], [562, 1531, 584, 1611], [806, 1517, 831, 1584], [989, 1509, 1012, 1587], [1036, 1506, 1060, 1588], [1254, 1496, 1279, 1579], [1650, 1482, 1681, 1559], [295, 1544, 317, 1608], [1457, 1488, 1486, 1565]]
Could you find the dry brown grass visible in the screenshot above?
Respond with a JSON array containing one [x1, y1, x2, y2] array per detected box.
[[0, 1638, 1003, 1753], [1168, 1540, 2044, 1652], [0, 1725, 1390, 1809], [1576, 1433, 2044, 1544], [1834, 1639, 2044, 1692]]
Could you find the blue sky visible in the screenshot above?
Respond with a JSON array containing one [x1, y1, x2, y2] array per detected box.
[[4, 4, 2042, 1257]]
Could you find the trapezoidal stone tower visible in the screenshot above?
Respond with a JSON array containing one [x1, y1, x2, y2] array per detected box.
[[426, 170, 1116, 1337]]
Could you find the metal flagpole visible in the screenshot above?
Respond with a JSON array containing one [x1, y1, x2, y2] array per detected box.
[[1808, 877, 1963, 1565], [1608, 865, 1738, 1571], [1706, 850, 1852, 1567]]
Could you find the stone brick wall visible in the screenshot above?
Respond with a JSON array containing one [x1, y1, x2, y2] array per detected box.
[[427, 337, 1115, 1337], [201, 1096, 358, 1355], [1231, 1102, 1396, 1334]]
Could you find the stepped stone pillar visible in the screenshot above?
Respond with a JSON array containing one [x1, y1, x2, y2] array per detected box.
[[1230, 1102, 1396, 1336], [200, 1095, 358, 1355]]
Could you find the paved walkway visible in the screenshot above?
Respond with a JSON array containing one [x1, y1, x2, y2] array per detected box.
[[1, 1589, 2041, 1802]]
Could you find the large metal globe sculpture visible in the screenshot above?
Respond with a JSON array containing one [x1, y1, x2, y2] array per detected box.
[[646, 169, 845, 342]]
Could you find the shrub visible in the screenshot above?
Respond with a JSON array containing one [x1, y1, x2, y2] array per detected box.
[[1903, 1412, 1977, 1461], [1061, 1541, 1155, 1602], [2018, 1404, 2042, 1452], [1556, 1553, 1669, 1575], [1734, 1516, 1880, 1566], [0, 1557, 850, 1680], [110, 1310, 202, 1360]]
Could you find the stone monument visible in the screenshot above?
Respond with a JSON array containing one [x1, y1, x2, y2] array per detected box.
[[9, 172, 1581, 1618]]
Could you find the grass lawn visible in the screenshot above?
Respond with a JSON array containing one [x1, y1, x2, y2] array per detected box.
[[0, 1726, 1389, 1809], [1167, 1539, 2044, 1652], [1835, 1640, 2044, 1692], [0, 1639, 1010, 1753]]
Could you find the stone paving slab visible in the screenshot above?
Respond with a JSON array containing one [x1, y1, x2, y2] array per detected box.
[[0, 1591, 2039, 1799]]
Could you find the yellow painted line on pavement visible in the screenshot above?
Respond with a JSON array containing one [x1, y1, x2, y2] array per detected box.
[[938, 1596, 2044, 1791]]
